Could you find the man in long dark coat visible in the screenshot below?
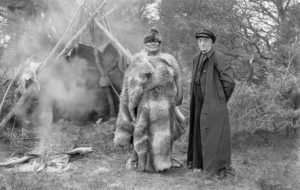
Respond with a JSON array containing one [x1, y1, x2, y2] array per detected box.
[[187, 29, 235, 178]]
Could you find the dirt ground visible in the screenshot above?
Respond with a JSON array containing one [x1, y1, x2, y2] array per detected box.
[[0, 120, 299, 190]]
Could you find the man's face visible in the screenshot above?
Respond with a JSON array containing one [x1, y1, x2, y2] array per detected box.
[[145, 42, 160, 54], [197, 37, 213, 52]]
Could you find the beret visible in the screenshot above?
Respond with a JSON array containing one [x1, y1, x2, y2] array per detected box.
[[195, 29, 216, 43]]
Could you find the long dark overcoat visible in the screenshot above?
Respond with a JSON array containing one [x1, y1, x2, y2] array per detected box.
[[187, 50, 235, 174]]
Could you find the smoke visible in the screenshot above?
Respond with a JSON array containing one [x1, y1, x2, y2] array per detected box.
[[1, 0, 81, 65], [105, 0, 153, 53], [37, 57, 103, 119], [0, 0, 90, 154], [1, 0, 152, 67], [34, 56, 103, 154], [0, 0, 152, 154]]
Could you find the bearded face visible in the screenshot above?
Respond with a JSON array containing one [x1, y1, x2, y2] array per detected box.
[[145, 42, 161, 54]]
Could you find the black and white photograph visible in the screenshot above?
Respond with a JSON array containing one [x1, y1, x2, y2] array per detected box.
[[0, 0, 299, 189]]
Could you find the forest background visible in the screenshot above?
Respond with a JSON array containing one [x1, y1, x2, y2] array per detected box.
[[0, 0, 300, 133], [0, 0, 300, 189]]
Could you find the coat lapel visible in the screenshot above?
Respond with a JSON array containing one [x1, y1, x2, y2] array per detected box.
[[191, 52, 201, 91]]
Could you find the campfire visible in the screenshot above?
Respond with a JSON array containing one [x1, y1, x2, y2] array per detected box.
[[0, 0, 128, 172]]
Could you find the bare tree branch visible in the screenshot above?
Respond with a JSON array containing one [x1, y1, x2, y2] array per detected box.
[[249, 0, 280, 23], [253, 43, 272, 60], [284, 0, 292, 11]]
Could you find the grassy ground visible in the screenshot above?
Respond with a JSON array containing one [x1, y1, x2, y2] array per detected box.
[[0, 120, 299, 190]]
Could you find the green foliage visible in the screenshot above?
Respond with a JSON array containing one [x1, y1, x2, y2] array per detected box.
[[229, 63, 299, 133]]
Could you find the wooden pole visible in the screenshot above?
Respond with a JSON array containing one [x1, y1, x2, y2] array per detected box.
[[103, 16, 112, 33], [89, 19, 116, 118], [54, 0, 108, 61], [54, 22, 89, 60], [40, 1, 86, 68], [94, 18, 133, 59], [94, 49, 116, 118]]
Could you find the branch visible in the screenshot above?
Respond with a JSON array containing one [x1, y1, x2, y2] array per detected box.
[[250, 0, 280, 23], [253, 43, 272, 60], [231, 29, 272, 60], [94, 18, 132, 59], [53, 0, 108, 61], [284, 0, 292, 11], [39, 1, 86, 68], [0, 155, 35, 167]]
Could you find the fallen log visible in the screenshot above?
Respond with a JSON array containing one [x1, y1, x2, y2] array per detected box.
[[0, 155, 36, 167], [0, 147, 92, 168], [171, 157, 183, 168], [63, 147, 93, 155]]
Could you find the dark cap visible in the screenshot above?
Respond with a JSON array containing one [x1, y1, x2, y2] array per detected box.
[[195, 29, 216, 43], [144, 28, 162, 44]]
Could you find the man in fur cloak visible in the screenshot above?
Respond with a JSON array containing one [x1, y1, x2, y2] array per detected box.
[[187, 29, 235, 178], [114, 28, 183, 172]]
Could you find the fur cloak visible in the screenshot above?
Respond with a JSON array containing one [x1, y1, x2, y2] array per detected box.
[[114, 54, 178, 172]]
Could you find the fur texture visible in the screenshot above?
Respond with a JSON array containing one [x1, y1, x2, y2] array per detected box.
[[114, 54, 177, 172]]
